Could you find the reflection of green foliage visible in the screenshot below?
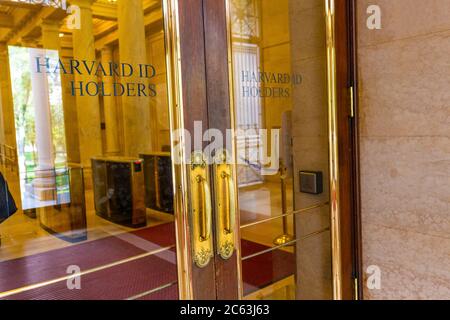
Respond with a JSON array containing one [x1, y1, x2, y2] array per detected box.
[[9, 46, 34, 172], [47, 50, 67, 159], [9, 46, 67, 177]]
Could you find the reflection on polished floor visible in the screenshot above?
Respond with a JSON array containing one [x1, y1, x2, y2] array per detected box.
[[0, 190, 173, 262], [0, 176, 296, 300], [1, 180, 290, 263], [0, 172, 179, 300], [239, 180, 296, 300], [240, 180, 294, 250]]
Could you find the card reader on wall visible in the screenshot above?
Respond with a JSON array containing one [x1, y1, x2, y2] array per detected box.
[[299, 171, 323, 195]]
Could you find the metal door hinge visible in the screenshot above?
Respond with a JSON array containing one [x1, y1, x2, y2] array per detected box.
[[349, 86, 355, 118]]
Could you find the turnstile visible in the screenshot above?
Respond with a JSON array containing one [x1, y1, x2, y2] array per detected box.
[[140, 152, 174, 214], [38, 166, 87, 243], [91, 157, 146, 228]]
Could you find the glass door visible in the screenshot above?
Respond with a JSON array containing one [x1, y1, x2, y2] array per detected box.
[[0, 0, 185, 300], [213, 0, 347, 300], [1, 0, 354, 301], [166, 0, 351, 301]]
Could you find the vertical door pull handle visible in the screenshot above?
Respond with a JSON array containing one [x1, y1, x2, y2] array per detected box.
[[214, 149, 236, 260], [190, 152, 213, 268]]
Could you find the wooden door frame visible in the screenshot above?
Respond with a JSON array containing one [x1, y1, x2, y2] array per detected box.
[[203, 0, 241, 300], [165, 0, 363, 300], [349, 0, 363, 300], [163, 0, 240, 300], [334, 0, 362, 300], [164, 0, 214, 300]]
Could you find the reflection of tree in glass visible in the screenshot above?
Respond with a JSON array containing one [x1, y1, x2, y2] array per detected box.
[[46, 51, 67, 166], [8, 46, 67, 182], [9, 46, 35, 178]]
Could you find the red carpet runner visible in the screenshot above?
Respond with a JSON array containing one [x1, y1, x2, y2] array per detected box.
[[0, 222, 295, 299]]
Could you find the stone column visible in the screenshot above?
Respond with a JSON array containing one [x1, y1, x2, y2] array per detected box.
[[71, 0, 102, 188], [0, 42, 18, 152], [289, 1, 332, 300], [24, 20, 66, 201], [118, 0, 153, 156], [0, 88, 5, 148], [0, 42, 21, 207], [59, 44, 81, 164], [43, 20, 81, 164], [28, 46, 56, 200], [0, 43, 22, 212], [0, 88, 5, 166], [101, 45, 120, 156], [41, 19, 60, 50]]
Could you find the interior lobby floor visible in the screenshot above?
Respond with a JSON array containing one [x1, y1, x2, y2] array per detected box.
[[0, 179, 297, 300], [239, 180, 295, 253], [1, 179, 295, 260], [0, 191, 173, 262], [239, 180, 297, 299]]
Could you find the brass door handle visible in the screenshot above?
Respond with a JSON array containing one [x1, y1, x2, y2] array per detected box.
[[221, 171, 236, 235], [190, 151, 213, 268], [214, 149, 236, 260], [196, 175, 212, 242]]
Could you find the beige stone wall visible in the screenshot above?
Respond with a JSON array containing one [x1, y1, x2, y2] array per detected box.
[[357, 0, 450, 299], [290, 0, 332, 300], [243, 0, 332, 299], [101, 30, 169, 156], [146, 30, 171, 151], [261, 0, 292, 132], [259, 0, 293, 183]]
